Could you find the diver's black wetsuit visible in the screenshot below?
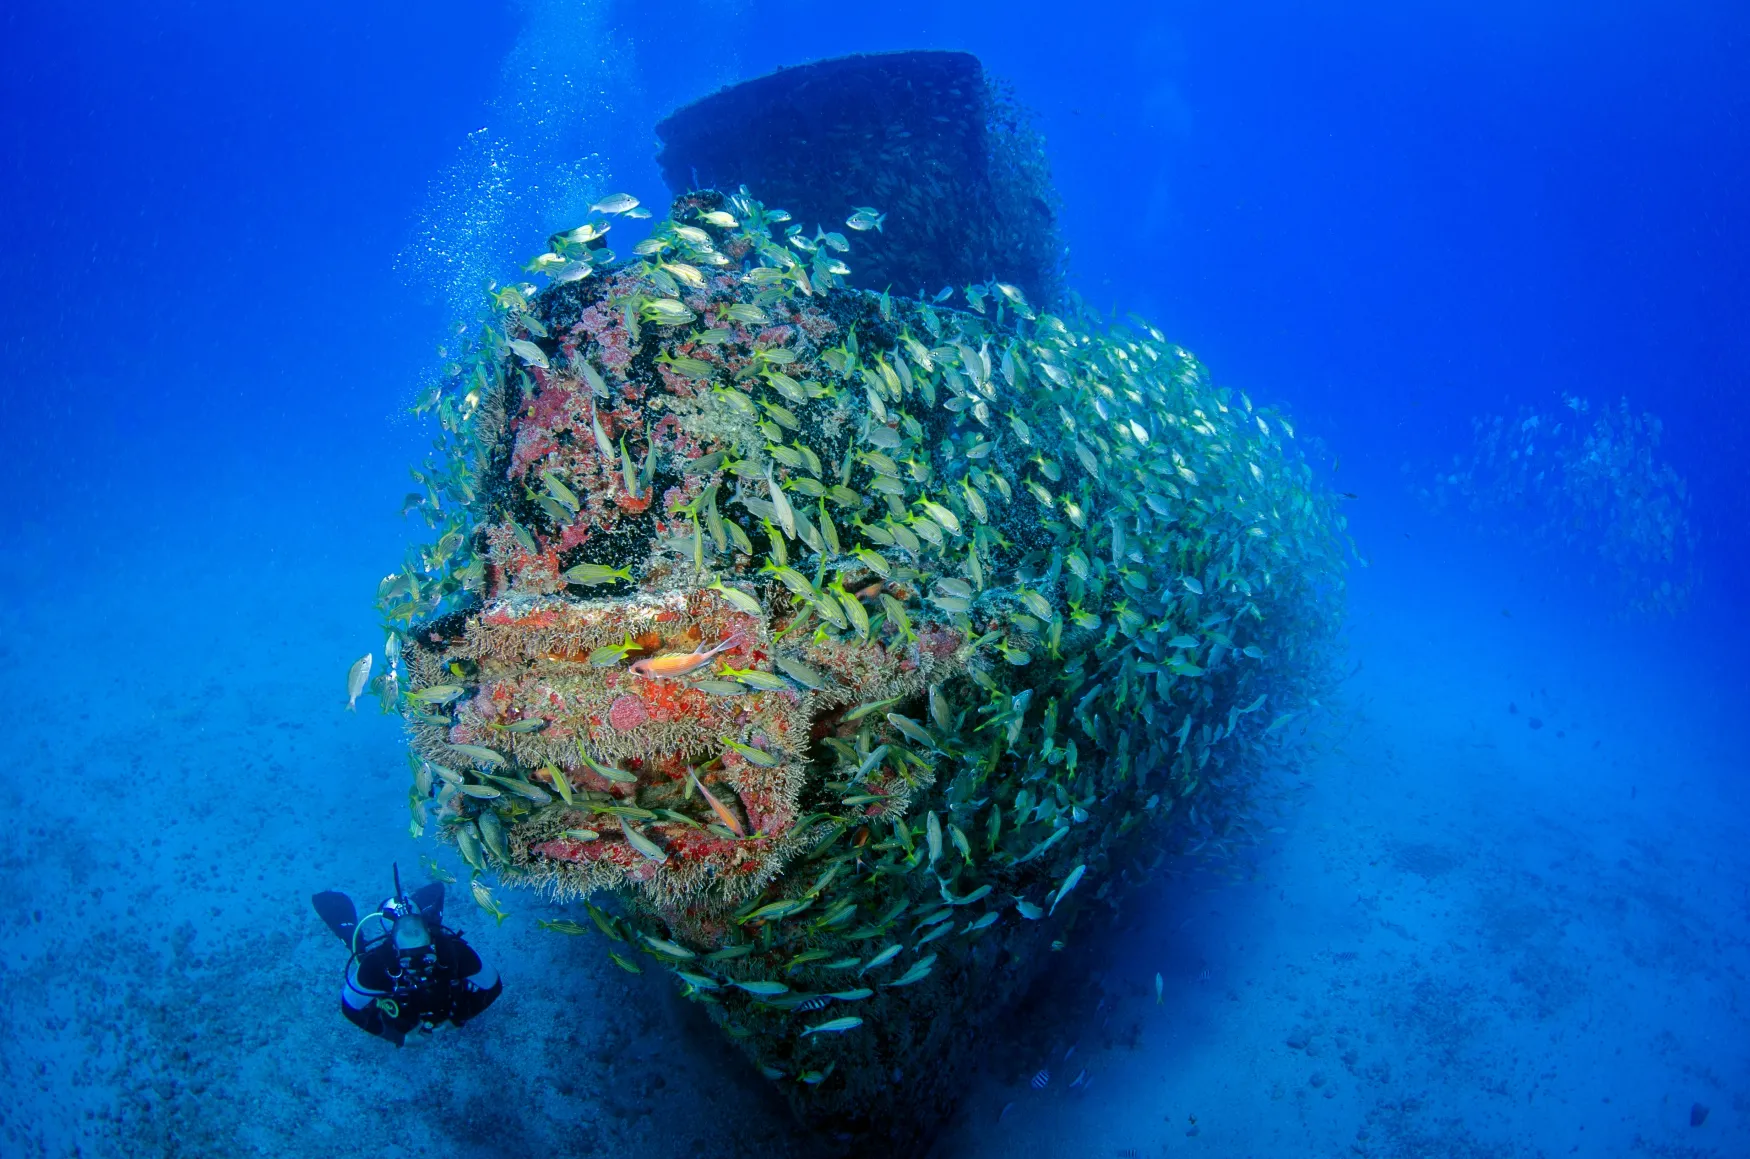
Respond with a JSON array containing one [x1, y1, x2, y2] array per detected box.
[[314, 882, 502, 1046]]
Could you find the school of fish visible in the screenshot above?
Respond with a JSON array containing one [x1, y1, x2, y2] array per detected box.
[[363, 181, 1347, 1120]]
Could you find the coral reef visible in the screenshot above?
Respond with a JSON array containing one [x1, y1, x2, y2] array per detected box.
[[379, 185, 1346, 1146]]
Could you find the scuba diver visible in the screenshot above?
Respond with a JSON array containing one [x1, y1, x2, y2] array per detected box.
[[312, 866, 502, 1046]]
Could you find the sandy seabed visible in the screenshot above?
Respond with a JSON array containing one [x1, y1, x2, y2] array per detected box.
[[1, 521, 1743, 1159]]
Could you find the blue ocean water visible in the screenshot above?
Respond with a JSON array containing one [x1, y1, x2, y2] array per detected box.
[[2, 1, 1745, 1155]]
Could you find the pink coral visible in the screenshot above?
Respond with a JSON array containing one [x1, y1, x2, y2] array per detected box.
[[528, 381, 578, 429], [607, 695, 649, 731], [510, 430, 558, 477]]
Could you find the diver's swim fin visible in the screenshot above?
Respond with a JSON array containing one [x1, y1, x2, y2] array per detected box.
[[313, 891, 359, 944]]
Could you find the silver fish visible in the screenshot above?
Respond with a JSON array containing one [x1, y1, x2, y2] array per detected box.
[[345, 654, 372, 711], [766, 467, 796, 540], [589, 192, 640, 215], [478, 810, 512, 863]]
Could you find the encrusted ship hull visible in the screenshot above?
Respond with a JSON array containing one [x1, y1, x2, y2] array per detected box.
[[380, 56, 1344, 1149]]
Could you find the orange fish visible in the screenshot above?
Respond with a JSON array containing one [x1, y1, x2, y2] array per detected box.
[[628, 632, 746, 680], [687, 769, 746, 836]]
